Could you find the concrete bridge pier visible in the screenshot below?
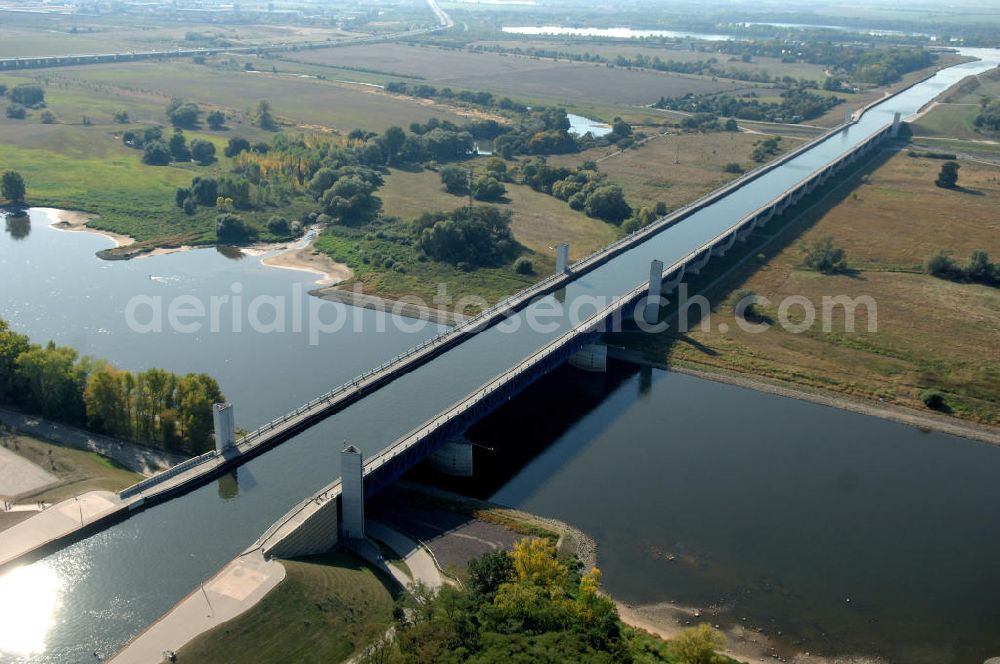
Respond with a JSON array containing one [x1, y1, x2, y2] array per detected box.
[[555, 243, 569, 275], [212, 402, 236, 455], [643, 259, 664, 325], [662, 265, 685, 294], [569, 343, 608, 372], [737, 219, 756, 242], [340, 445, 365, 540], [428, 437, 474, 476], [891, 111, 903, 137], [711, 232, 737, 257], [686, 249, 712, 275]]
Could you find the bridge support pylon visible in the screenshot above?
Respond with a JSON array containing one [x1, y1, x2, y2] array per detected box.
[[891, 111, 902, 137], [644, 259, 664, 325], [428, 437, 474, 477], [569, 343, 608, 372], [340, 445, 365, 540], [212, 402, 236, 454], [555, 243, 569, 275]]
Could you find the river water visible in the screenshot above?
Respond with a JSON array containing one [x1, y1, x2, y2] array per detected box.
[[454, 365, 1000, 664], [1, 49, 998, 663]]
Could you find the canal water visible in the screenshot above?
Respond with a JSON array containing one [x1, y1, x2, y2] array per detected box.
[[0, 48, 998, 663]]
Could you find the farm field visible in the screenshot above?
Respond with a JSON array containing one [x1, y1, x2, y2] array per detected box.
[[0, 14, 360, 58], [470, 39, 833, 82], [548, 130, 803, 212], [28, 60, 471, 133], [621, 149, 1000, 425], [283, 42, 753, 106]]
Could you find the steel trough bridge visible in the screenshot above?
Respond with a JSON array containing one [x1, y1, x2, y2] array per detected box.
[[247, 117, 898, 558]]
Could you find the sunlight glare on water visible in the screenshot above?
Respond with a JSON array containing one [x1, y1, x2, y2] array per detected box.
[[0, 562, 63, 657]]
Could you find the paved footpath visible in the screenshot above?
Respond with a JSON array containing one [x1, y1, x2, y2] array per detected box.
[[0, 491, 124, 569], [111, 520, 442, 662], [0, 407, 185, 476], [109, 551, 285, 664]]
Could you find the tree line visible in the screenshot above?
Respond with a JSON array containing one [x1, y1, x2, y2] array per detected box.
[[926, 250, 999, 288], [0, 319, 224, 455], [3, 83, 46, 121], [656, 87, 841, 123]]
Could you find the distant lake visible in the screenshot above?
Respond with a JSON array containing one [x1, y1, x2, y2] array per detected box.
[[566, 113, 612, 138], [738, 21, 933, 39], [501, 25, 737, 42]]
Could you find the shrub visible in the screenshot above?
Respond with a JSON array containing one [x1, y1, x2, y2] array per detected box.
[[190, 139, 216, 165], [215, 213, 252, 243], [9, 84, 44, 107], [670, 624, 726, 664], [925, 250, 959, 279], [5, 104, 26, 119], [803, 236, 848, 274], [584, 184, 632, 223], [472, 175, 506, 202], [921, 389, 947, 411], [142, 140, 172, 166], [440, 165, 468, 195], [224, 136, 251, 158], [113, 110, 130, 124], [514, 258, 534, 275], [166, 98, 200, 128], [723, 162, 744, 174], [206, 110, 225, 129], [266, 216, 291, 236], [935, 161, 960, 189]]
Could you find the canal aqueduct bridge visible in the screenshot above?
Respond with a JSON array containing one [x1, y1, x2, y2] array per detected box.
[[247, 116, 900, 559], [3, 109, 900, 571]]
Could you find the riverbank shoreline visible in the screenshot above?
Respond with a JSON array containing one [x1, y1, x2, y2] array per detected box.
[[312, 284, 470, 326], [650, 358, 1000, 447], [108, 478, 861, 664], [43, 207, 356, 287], [259, 229, 354, 286], [45, 207, 135, 248]]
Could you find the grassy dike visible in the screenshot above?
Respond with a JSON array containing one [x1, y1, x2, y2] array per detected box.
[[172, 551, 399, 664], [612, 138, 1000, 427]]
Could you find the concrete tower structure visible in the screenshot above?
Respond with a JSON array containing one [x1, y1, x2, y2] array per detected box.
[[555, 243, 569, 274], [212, 402, 236, 453], [340, 445, 365, 540], [643, 259, 664, 325]]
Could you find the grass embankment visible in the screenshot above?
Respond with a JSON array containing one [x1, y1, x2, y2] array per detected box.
[[173, 552, 399, 664], [909, 69, 1000, 161], [617, 146, 1000, 425], [3, 434, 141, 503]]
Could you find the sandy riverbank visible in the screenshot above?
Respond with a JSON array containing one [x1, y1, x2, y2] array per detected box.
[[44, 208, 354, 286], [45, 208, 135, 248], [616, 600, 883, 664], [259, 231, 354, 286]]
